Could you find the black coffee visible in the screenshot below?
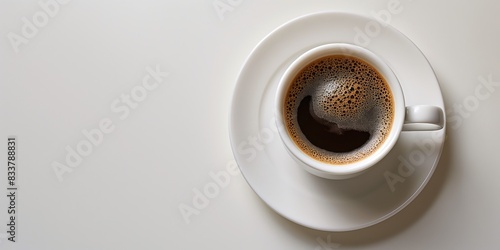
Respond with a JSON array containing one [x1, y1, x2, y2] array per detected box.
[[284, 55, 394, 165]]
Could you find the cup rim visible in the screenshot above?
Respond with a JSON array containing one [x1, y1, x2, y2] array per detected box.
[[275, 43, 405, 178]]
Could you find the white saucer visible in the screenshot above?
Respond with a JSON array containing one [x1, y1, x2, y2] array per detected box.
[[229, 12, 446, 231]]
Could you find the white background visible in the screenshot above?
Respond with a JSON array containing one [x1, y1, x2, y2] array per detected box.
[[0, 0, 499, 249]]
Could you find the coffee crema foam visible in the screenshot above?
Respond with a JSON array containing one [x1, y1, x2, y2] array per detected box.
[[284, 55, 394, 165]]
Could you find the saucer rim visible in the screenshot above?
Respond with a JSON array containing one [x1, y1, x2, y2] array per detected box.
[[229, 11, 446, 232]]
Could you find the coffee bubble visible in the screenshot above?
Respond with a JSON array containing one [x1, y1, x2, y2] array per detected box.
[[284, 55, 394, 165]]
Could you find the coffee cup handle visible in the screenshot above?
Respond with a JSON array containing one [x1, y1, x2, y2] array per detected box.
[[403, 105, 444, 131]]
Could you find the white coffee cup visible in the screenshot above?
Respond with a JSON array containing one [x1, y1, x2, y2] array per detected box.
[[275, 43, 444, 179]]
